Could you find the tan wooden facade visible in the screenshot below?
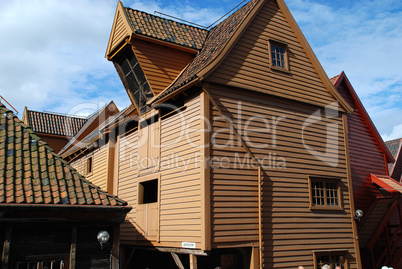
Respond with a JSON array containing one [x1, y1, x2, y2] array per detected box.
[[62, 0, 372, 267]]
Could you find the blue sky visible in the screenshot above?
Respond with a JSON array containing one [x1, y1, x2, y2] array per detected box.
[[0, 0, 401, 140]]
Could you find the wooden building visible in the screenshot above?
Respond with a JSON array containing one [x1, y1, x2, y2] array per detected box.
[[0, 103, 131, 269], [63, 0, 366, 268], [332, 72, 402, 269], [22, 107, 88, 153], [385, 138, 402, 182]]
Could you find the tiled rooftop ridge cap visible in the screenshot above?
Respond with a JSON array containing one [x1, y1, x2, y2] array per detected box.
[[0, 103, 128, 206], [27, 109, 88, 137], [125, 7, 209, 50]]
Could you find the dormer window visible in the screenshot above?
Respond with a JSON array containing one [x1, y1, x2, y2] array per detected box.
[[113, 47, 154, 114], [268, 40, 289, 72]]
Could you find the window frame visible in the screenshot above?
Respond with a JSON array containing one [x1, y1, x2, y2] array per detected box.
[[86, 155, 93, 175], [268, 39, 290, 72], [137, 173, 161, 205], [308, 176, 343, 210], [313, 250, 348, 269]]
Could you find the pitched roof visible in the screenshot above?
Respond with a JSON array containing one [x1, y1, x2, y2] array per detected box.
[[147, 0, 353, 113], [332, 71, 394, 163], [385, 138, 402, 159], [371, 174, 402, 194], [385, 137, 402, 177], [23, 108, 87, 137], [125, 8, 208, 50], [58, 101, 119, 156], [150, 0, 259, 103], [0, 103, 128, 207], [61, 105, 136, 159]]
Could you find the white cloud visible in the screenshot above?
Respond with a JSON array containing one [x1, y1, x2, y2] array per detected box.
[[0, 0, 130, 116], [287, 0, 402, 139], [126, 0, 225, 27], [0, 0, 401, 141], [382, 124, 402, 142]]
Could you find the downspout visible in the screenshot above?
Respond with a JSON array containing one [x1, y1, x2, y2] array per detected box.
[[200, 83, 263, 268]]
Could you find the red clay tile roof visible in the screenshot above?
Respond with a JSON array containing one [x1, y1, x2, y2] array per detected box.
[[26, 109, 87, 137], [385, 138, 402, 177], [125, 8, 208, 50], [150, 0, 259, 103], [0, 103, 127, 207]]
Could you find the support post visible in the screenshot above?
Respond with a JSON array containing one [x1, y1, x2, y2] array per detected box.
[[69, 227, 77, 269], [1, 227, 12, 269], [189, 254, 197, 269]]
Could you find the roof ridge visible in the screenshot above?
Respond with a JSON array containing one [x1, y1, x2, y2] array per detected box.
[[125, 6, 209, 31], [27, 109, 88, 120]]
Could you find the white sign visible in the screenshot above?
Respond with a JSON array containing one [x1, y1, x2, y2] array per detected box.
[[182, 242, 196, 249]]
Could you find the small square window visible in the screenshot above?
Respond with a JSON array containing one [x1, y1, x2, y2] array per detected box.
[[139, 179, 158, 204], [309, 177, 342, 210], [268, 40, 289, 71]]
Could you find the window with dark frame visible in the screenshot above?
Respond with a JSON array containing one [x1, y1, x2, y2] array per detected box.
[[309, 177, 342, 209], [268, 40, 288, 71], [86, 156, 93, 175], [113, 47, 154, 115], [139, 179, 158, 204], [315, 252, 347, 269]]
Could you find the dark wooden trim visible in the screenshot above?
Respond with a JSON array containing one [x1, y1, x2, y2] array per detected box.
[[1, 227, 11, 269], [69, 227, 77, 269]]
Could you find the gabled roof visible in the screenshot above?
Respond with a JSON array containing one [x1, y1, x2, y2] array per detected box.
[[150, 0, 260, 103], [61, 105, 136, 159], [0, 103, 128, 207], [22, 107, 87, 137], [125, 8, 208, 50], [332, 71, 394, 163], [58, 101, 119, 156], [385, 138, 402, 175], [148, 0, 353, 112]]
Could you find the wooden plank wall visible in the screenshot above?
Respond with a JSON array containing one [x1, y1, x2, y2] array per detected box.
[[336, 81, 386, 213], [118, 129, 139, 243], [207, 0, 335, 109], [117, 94, 203, 248], [131, 40, 194, 96], [38, 134, 69, 154], [110, 10, 130, 51], [70, 145, 109, 191], [208, 84, 357, 268]]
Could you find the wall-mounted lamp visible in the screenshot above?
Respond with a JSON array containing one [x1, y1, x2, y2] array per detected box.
[[97, 231, 110, 249], [354, 209, 363, 221]]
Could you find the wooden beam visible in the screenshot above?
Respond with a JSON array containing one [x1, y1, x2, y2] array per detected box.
[[111, 225, 120, 269], [1, 227, 11, 269], [200, 89, 211, 251], [69, 227, 77, 269], [171, 253, 185, 269], [368, 198, 399, 249], [189, 254, 197, 269]]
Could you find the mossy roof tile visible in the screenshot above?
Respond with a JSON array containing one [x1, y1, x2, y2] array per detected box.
[[0, 103, 128, 207]]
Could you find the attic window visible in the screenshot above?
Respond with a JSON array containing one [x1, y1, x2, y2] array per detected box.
[[114, 47, 154, 115], [268, 40, 289, 71]]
